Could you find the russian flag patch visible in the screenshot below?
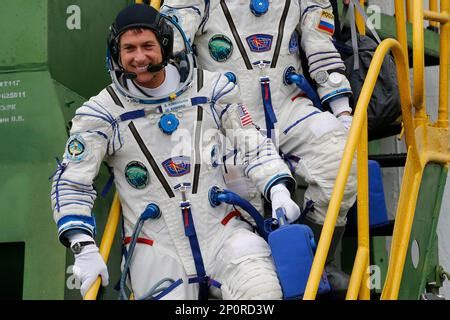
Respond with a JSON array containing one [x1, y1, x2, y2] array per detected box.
[[317, 10, 335, 35]]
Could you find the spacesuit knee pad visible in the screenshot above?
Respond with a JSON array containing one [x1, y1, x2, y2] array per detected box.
[[221, 257, 283, 300], [294, 131, 356, 226], [217, 230, 282, 300]]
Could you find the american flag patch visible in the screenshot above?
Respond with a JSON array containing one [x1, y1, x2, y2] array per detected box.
[[238, 104, 253, 127], [317, 11, 335, 35]]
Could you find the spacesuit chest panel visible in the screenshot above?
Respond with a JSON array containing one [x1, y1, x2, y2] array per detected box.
[[197, 1, 300, 71], [107, 102, 224, 206]]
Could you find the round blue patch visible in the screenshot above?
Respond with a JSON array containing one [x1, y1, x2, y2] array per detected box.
[[211, 145, 219, 168], [208, 35, 233, 62], [125, 161, 149, 189], [65, 135, 86, 163], [289, 32, 299, 54]]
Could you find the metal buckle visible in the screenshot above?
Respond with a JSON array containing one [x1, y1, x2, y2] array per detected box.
[[174, 182, 192, 203]]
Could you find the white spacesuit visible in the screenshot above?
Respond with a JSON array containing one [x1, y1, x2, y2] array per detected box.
[[161, 0, 358, 292], [162, 0, 357, 227], [51, 4, 300, 300]]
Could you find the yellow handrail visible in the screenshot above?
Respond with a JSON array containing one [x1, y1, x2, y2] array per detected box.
[[429, 0, 440, 27], [355, 114, 370, 300], [84, 193, 121, 300], [424, 10, 450, 23], [406, 0, 414, 23], [303, 38, 414, 300], [394, 0, 410, 68], [355, 0, 366, 35], [438, 0, 449, 128], [83, 0, 161, 300], [381, 0, 450, 299], [413, 0, 426, 118]]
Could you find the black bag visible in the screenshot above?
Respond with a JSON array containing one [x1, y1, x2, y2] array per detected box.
[[338, 34, 402, 140], [332, 0, 402, 140]]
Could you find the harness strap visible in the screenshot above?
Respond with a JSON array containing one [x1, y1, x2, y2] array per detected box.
[[260, 77, 278, 139], [221, 209, 241, 226], [123, 236, 154, 246], [291, 92, 308, 101], [180, 203, 209, 300]]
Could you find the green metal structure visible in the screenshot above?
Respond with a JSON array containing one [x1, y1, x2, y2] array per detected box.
[[0, 0, 130, 299]]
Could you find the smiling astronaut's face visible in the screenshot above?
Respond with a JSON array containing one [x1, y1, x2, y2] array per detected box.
[[119, 28, 165, 89]]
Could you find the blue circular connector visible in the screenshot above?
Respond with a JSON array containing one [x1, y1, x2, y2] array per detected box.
[[141, 203, 161, 220], [250, 0, 269, 16], [224, 72, 237, 84], [283, 66, 296, 85], [158, 113, 179, 135], [208, 186, 222, 207]]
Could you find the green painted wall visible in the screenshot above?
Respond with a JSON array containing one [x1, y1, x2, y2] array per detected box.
[[0, 0, 130, 299], [399, 164, 447, 299], [48, 0, 132, 99], [0, 70, 68, 299], [0, 0, 47, 68]]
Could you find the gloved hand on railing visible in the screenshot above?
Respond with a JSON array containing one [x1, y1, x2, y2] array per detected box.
[[69, 233, 109, 298], [270, 183, 300, 223]]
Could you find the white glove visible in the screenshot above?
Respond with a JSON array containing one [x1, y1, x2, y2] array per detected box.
[[270, 183, 301, 223], [69, 233, 109, 298], [329, 96, 353, 131], [337, 114, 353, 130]]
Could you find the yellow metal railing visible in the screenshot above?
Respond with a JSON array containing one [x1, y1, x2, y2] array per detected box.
[[355, 0, 366, 35], [381, 0, 450, 300], [84, 0, 161, 300], [305, 0, 450, 300], [428, 0, 440, 29], [303, 37, 413, 300], [84, 193, 122, 300]]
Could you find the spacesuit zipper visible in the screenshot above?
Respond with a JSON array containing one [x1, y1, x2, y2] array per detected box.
[[220, 0, 253, 70], [192, 107, 203, 194], [128, 122, 175, 198], [271, 0, 291, 68], [196, 68, 204, 92]]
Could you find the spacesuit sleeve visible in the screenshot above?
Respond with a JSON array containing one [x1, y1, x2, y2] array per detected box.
[[51, 98, 113, 247], [299, 0, 352, 104], [212, 75, 296, 201], [160, 0, 206, 52]]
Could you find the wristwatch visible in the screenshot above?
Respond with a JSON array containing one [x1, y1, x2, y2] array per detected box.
[[314, 70, 344, 87], [70, 240, 95, 254]]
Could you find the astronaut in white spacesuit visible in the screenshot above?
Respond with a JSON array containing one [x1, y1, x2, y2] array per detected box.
[[51, 4, 301, 300], [160, 0, 358, 292]]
